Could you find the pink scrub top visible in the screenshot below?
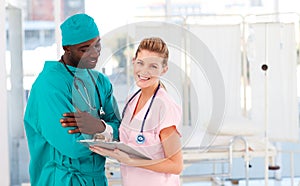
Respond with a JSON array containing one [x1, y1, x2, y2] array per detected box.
[[119, 88, 182, 186]]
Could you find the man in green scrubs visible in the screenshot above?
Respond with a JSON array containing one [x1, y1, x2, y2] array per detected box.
[[24, 13, 120, 186]]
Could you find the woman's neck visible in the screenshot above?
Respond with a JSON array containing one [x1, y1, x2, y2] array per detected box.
[[132, 82, 159, 118], [140, 82, 159, 100]]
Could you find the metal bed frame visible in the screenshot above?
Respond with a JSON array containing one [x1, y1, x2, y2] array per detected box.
[[182, 136, 278, 186]]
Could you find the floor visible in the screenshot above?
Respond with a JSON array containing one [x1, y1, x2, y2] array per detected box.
[[182, 177, 300, 186], [104, 177, 300, 186], [22, 177, 300, 186]]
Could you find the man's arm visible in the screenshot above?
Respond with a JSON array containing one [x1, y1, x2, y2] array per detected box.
[[25, 78, 93, 159], [60, 73, 121, 140]]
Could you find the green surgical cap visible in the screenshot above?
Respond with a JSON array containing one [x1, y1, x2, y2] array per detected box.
[[60, 13, 99, 46]]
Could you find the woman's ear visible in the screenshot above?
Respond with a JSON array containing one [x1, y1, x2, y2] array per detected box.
[[161, 66, 168, 75]]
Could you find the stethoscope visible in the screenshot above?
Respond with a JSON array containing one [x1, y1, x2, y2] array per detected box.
[[61, 56, 105, 118], [122, 83, 160, 144]]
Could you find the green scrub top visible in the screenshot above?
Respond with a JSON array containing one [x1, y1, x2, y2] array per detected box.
[[24, 61, 120, 186]]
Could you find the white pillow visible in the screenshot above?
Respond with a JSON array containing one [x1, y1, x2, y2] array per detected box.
[[210, 117, 264, 136]]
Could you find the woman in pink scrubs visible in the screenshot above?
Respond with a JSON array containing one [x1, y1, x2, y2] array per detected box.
[[90, 37, 183, 186]]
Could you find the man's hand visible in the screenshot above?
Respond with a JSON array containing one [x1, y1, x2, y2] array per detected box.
[[60, 108, 105, 134]]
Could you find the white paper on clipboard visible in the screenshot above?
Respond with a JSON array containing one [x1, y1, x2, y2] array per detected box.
[[78, 139, 151, 160]]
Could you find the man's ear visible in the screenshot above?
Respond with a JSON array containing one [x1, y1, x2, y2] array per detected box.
[[63, 46, 70, 53]]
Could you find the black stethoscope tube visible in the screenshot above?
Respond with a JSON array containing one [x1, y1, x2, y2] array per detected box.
[[122, 83, 160, 144]]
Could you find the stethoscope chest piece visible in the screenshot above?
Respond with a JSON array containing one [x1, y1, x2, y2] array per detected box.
[[98, 107, 105, 116], [136, 133, 145, 144]]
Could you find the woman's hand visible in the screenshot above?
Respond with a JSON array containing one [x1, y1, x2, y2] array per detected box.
[[60, 108, 105, 134], [89, 146, 132, 164]]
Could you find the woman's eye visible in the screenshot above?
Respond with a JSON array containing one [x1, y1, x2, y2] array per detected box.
[[151, 65, 158, 69]]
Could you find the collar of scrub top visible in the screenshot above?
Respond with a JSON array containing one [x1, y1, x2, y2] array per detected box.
[[122, 83, 160, 144], [60, 56, 105, 118]]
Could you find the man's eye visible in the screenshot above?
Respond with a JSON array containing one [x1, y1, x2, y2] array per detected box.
[[80, 48, 88, 53]]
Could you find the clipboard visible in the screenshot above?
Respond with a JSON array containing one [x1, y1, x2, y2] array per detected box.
[[78, 139, 151, 160]]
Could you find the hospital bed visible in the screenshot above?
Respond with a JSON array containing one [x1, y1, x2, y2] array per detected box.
[[181, 122, 278, 186]]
